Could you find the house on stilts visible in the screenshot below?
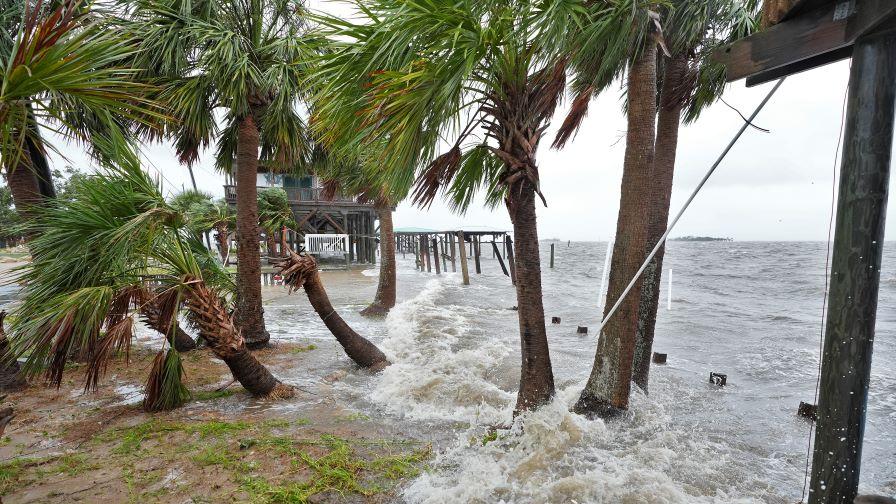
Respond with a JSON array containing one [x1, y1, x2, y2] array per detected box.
[[224, 170, 378, 266]]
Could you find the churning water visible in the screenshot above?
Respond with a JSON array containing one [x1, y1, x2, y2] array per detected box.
[[271, 241, 896, 503], [3, 242, 894, 502]]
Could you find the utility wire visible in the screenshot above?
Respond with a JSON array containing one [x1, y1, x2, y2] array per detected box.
[[597, 78, 786, 335]]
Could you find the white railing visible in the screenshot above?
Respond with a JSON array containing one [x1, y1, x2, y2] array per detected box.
[[304, 234, 349, 256]]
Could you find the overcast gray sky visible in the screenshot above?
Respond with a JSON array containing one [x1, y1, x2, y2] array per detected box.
[[44, 4, 895, 242]]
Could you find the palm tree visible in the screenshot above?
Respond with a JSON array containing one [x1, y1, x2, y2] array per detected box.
[[6, 158, 292, 411], [553, 2, 670, 418], [123, 0, 316, 348], [631, 0, 758, 392], [276, 250, 390, 370], [310, 1, 604, 412], [0, 0, 155, 225]]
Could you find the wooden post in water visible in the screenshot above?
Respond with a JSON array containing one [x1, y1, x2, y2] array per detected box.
[[457, 231, 470, 285], [505, 235, 516, 286], [491, 240, 509, 277], [550, 243, 555, 268], [432, 236, 441, 275], [441, 235, 448, 271], [473, 236, 481, 274], [449, 233, 457, 272], [423, 235, 432, 272], [809, 32, 896, 504]]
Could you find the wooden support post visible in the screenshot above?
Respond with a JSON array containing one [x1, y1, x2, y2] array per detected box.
[[432, 235, 441, 275], [441, 236, 448, 271], [457, 231, 470, 285], [809, 32, 896, 504], [491, 240, 509, 277], [473, 236, 481, 274], [550, 243, 555, 268], [505, 235, 516, 286], [423, 234, 432, 272], [449, 232, 457, 272], [416, 236, 423, 270]]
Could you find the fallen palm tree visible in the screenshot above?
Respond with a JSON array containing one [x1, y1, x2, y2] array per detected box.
[[8, 160, 291, 411], [276, 251, 390, 371]]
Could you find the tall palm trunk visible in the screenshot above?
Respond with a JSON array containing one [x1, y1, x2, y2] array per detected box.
[[575, 44, 658, 418], [280, 226, 288, 257], [4, 147, 44, 226], [361, 205, 396, 317], [507, 179, 554, 412], [277, 252, 390, 370], [265, 228, 277, 264], [632, 52, 688, 392], [4, 113, 56, 226], [183, 278, 291, 397], [214, 223, 230, 261], [233, 114, 269, 348]]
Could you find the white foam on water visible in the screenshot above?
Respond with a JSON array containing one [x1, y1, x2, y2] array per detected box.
[[361, 268, 379, 277], [402, 385, 781, 504], [370, 276, 515, 424]]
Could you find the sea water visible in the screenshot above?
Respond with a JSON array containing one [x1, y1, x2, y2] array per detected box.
[[270, 241, 895, 503], [3, 242, 894, 502]]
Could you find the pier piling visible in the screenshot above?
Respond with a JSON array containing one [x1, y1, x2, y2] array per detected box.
[[457, 231, 470, 285]]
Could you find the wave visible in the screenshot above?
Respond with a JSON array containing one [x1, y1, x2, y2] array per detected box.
[[403, 385, 783, 503], [370, 277, 515, 424]]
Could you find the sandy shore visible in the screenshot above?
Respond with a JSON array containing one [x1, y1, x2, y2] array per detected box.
[[0, 267, 428, 503]]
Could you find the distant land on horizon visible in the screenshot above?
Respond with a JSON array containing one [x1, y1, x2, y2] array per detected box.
[[670, 236, 734, 242]]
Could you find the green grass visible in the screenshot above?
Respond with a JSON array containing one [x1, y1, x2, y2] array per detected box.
[[192, 443, 237, 468], [289, 344, 317, 354], [55, 453, 99, 476]]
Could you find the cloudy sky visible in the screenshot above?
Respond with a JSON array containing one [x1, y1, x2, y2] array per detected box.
[[44, 4, 894, 242]]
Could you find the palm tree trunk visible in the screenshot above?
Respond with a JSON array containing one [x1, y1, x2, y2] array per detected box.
[[138, 292, 197, 353], [277, 252, 390, 370], [215, 223, 230, 261], [361, 205, 396, 317], [0, 311, 26, 392], [507, 182, 555, 412], [632, 52, 688, 392], [575, 44, 658, 418], [280, 226, 288, 257], [265, 229, 277, 264], [183, 279, 291, 397], [233, 114, 269, 348], [4, 151, 44, 225]]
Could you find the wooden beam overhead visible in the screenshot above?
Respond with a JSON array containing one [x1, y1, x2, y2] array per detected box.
[[716, 0, 896, 86]]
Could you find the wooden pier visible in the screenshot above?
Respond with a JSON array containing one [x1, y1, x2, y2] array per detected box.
[[393, 228, 511, 284]]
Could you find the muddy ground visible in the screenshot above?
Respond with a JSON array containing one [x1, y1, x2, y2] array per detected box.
[[0, 342, 430, 503]]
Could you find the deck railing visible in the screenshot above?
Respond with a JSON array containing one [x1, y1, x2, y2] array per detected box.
[[223, 185, 358, 204], [304, 234, 349, 256]]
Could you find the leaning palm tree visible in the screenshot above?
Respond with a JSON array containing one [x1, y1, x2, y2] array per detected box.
[[0, 0, 155, 225], [122, 0, 316, 348], [275, 249, 390, 370], [630, 0, 759, 393], [7, 158, 292, 411], [310, 1, 609, 412]]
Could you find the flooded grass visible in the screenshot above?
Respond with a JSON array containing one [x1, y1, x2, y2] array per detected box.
[[0, 344, 429, 503]]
